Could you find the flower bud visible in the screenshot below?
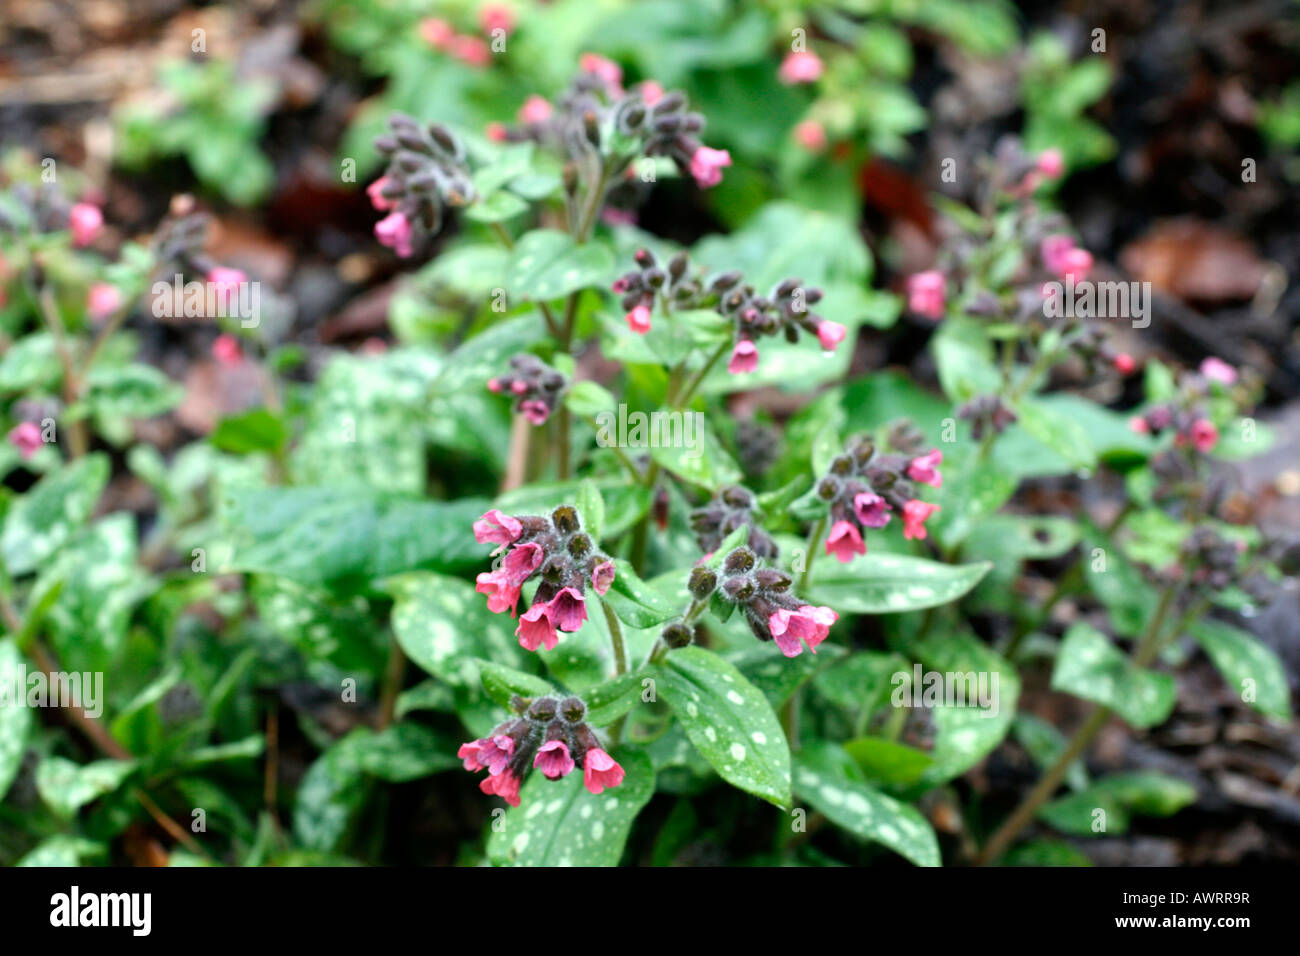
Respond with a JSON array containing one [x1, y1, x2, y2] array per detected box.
[[754, 568, 792, 592], [527, 697, 558, 722], [722, 575, 756, 602], [723, 547, 757, 573], [688, 567, 718, 599], [552, 505, 581, 535], [560, 696, 587, 723], [817, 476, 841, 500], [567, 533, 593, 558], [662, 621, 693, 649]]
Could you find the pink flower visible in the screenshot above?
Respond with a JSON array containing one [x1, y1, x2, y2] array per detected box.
[[520, 400, 550, 425], [479, 3, 515, 35], [420, 18, 455, 49], [544, 586, 588, 631], [533, 740, 575, 780], [579, 53, 623, 96], [473, 509, 523, 550], [583, 748, 625, 795], [626, 303, 652, 334], [907, 448, 943, 488], [86, 283, 121, 323], [458, 734, 514, 774], [794, 119, 827, 151], [211, 333, 243, 366], [450, 34, 492, 67], [779, 50, 823, 85], [817, 320, 847, 352], [487, 378, 503, 392], [1035, 148, 1065, 179], [727, 340, 759, 374], [638, 80, 664, 106], [1129, 415, 1150, 435], [480, 770, 521, 806], [1113, 353, 1137, 375], [68, 203, 102, 247], [366, 176, 396, 211], [902, 500, 940, 540], [601, 207, 637, 227], [1061, 247, 1093, 282], [906, 271, 946, 320], [1200, 357, 1237, 385], [516, 603, 560, 652], [518, 95, 552, 124], [1189, 418, 1219, 453], [688, 146, 732, 189], [7, 422, 42, 460], [486, 122, 508, 142], [768, 604, 838, 657], [853, 492, 891, 528], [375, 211, 414, 258], [591, 560, 616, 596], [511, 380, 528, 395], [1040, 235, 1076, 275], [476, 542, 543, 615], [825, 519, 865, 563]]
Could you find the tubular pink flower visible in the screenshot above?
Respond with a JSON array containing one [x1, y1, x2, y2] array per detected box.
[[579, 53, 623, 96], [1113, 353, 1137, 375], [779, 50, 823, 84], [1200, 357, 1237, 385], [486, 122, 508, 142], [212, 334, 243, 366], [1189, 418, 1219, 453], [479, 3, 515, 35], [518, 95, 552, 124], [591, 560, 616, 596], [626, 304, 652, 334], [534, 741, 576, 780], [794, 119, 827, 151], [906, 271, 946, 320], [545, 586, 588, 632], [480, 770, 521, 806], [853, 492, 891, 529], [1060, 247, 1093, 282], [476, 571, 522, 616], [1035, 148, 1065, 179], [7, 422, 42, 460], [727, 340, 759, 374], [420, 18, 455, 49], [458, 734, 515, 774], [902, 500, 940, 540], [450, 34, 491, 67], [366, 176, 396, 211], [825, 519, 866, 563], [375, 211, 414, 258], [817, 321, 847, 352], [520, 400, 551, 425], [583, 748, 625, 794], [87, 283, 121, 323], [688, 146, 732, 189], [68, 203, 103, 247], [638, 80, 664, 106], [476, 542, 543, 615], [473, 509, 522, 549], [1129, 415, 1150, 435], [768, 604, 838, 657], [516, 603, 559, 651], [207, 267, 247, 312], [907, 449, 943, 488], [1040, 235, 1076, 275]]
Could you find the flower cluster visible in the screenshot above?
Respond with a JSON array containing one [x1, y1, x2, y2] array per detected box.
[[956, 394, 1018, 440], [0, 180, 103, 247], [682, 547, 837, 658], [813, 436, 943, 561], [689, 485, 777, 560], [459, 694, 625, 806], [419, 4, 514, 67], [487, 354, 568, 425], [369, 115, 475, 258], [1128, 360, 1239, 455], [610, 247, 847, 372], [1180, 527, 1248, 592], [473, 505, 616, 652]]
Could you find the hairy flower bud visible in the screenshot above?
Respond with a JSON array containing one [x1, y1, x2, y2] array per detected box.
[[662, 621, 693, 649], [688, 567, 718, 599], [552, 505, 581, 535], [723, 547, 757, 573]]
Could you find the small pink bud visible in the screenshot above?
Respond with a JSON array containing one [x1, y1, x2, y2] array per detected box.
[[7, 422, 43, 460], [1200, 357, 1237, 385], [518, 95, 552, 124], [794, 119, 827, 152], [906, 271, 946, 320], [1113, 353, 1137, 375], [688, 146, 732, 189], [450, 34, 491, 67], [420, 18, 455, 49], [816, 320, 847, 352], [479, 3, 515, 36], [212, 334, 243, 366], [626, 304, 652, 334], [366, 176, 396, 211], [485, 122, 508, 142], [86, 283, 121, 323], [579, 53, 623, 96], [1060, 247, 1093, 282], [68, 203, 103, 247], [1129, 415, 1150, 435], [1035, 148, 1065, 179], [727, 340, 759, 374], [778, 50, 823, 85], [638, 80, 664, 106]]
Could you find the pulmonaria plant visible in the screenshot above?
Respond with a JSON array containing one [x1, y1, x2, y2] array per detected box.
[[459, 694, 625, 807], [689, 485, 778, 560], [369, 113, 477, 257], [473, 505, 615, 651], [487, 353, 569, 425]]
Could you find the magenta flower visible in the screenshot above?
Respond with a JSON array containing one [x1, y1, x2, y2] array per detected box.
[[1040, 235, 1075, 275], [479, 2, 515, 35], [902, 500, 940, 540], [1035, 148, 1065, 179], [533, 740, 576, 780], [638, 80, 665, 106], [1188, 418, 1219, 453], [583, 748, 625, 795], [1112, 353, 1137, 375], [473, 509, 523, 551], [517, 604, 560, 652], [450, 34, 491, 67], [211, 334, 243, 366], [7, 422, 42, 460], [476, 542, 543, 615], [579, 52, 624, 96], [727, 340, 759, 374], [852, 492, 892, 529], [68, 202, 102, 247], [375, 211, 414, 258], [824, 519, 866, 563], [1061, 247, 1093, 282], [591, 560, 616, 596], [366, 176, 396, 211], [688, 146, 732, 189], [487, 378, 502, 392], [906, 271, 946, 320], [479, 770, 522, 806], [486, 122, 508, 142], [544, 586, 588, 631], [1200, 357, 1237, 385], [778, 50, 823, 84], [817, 320, 847, 352], [794, 119, 827, 152], [626, 303, 652, 334], [768, 604, 838, 657], [907, 448, 943, 488], [420, 17, 454, 49], [458, 734, 515, 775], [1129, 415, 1150, 435], [86, 283, 121, 323], [518, 95, 552, 124], [520, 400, 551, 425]]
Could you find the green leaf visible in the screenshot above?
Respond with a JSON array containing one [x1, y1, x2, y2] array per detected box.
[[353, 723, 461, 782], [210, 407, 290, 454], [1014, 395, 1098, 471], [478, 660, 557, 709], [602, 559, 679, 628], [1051, 623, 1175, 727], [648, 418, 742, 491], [583, 672, 644, 727], [932, 317, 999, 402], [794, 744, 941, 866], [1192, 619, 1291, 720], [15, 836, 106, 867], [654, 646, 791, 808], [566, 380, 616, 418], [293, 731, 369, 852], [0, 333, 61, 392], [1000, 839, 1093, 866], [219, 487, 491, 589], [808, 553, 991, 613], [0, 639, 33, 801], [1, 454, 108, 576], [35, 757, 137, 818], [508, 229, 614, 300], [487, 747, 654, 866], [842, 737, 934, 786], [83, 362, 183, 420], [1039, 771, 1196, 835], [1014, 713, 1089, 791], [575, 479, 606, 543]]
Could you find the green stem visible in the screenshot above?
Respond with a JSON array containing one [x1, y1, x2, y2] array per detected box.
[[799, 516, 827, 592], [600, 599, 629, 744], [674, 338, 730, 409]]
